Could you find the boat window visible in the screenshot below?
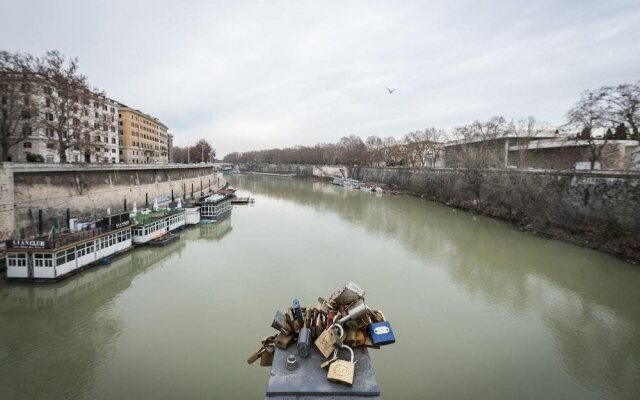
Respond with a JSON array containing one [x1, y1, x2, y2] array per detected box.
[[7, 253, 27, 267], [56, 251, 66, 265], [66, 248, 76, 261], [34, 253, 53, 267]]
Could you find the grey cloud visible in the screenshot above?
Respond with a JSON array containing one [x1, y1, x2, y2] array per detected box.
[[2, 0, 639, 155]]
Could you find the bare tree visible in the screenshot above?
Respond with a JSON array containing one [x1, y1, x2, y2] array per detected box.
[[0, 51, 38, 161], [600, 82, 640, 141], [450, 117, 509, 200], [566, 90, 609, 170], [34, 50, 101, 163], [365, 135, 383, 166], [511, 116, 547, 167]]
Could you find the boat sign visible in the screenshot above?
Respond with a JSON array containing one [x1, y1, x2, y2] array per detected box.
[[6, 239, 48, 249]]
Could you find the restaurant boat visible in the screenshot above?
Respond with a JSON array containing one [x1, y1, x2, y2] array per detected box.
[[197, 193, 233, 221], [131, 207, 186, 245], [5, 211, 133, 281]]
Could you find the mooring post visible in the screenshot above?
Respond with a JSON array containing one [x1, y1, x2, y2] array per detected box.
[[66, 209, 70, 229], [146, 193, 149, 208], [171, 189, 175, 203], [38, 209, 43, 235], [191, 183, 194, 198], [124, 199, 127, 211]]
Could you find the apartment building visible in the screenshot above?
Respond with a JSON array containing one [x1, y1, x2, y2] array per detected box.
[[1, 74, 120, 163], [117, 106, 169, 164]]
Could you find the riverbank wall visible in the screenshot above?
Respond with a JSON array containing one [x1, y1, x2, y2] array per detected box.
[[0, 163, 222, 242], [236, 163, 640, 261]]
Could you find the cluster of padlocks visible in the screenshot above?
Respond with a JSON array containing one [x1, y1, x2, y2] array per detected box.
[[247, 282, 395, 386]]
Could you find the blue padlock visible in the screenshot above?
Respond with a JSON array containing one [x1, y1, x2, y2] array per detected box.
[[368, 311, 395, 346]]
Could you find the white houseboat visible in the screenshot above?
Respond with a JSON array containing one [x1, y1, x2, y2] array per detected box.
[[5, 212, 133, 281], [197, 193, 233, 221], [131, 208, 186, 244]]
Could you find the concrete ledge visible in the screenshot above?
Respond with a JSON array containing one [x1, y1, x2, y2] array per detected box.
[[7, 162, 214, 174]]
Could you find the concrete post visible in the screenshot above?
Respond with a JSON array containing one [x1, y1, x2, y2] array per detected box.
[[504, 139, 509, 169], [0, 163, 16, 248]]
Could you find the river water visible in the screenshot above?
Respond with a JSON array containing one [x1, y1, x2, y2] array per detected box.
[[1, 174, 639, 400]]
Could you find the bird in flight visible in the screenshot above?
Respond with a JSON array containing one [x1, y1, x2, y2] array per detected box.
[[386, 87, 396, 94]]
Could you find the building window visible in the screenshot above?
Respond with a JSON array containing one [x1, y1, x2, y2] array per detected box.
[[23, 142, 32, 148], [46, 143, 54, 149]]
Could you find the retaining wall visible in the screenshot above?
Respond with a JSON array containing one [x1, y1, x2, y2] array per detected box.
[[1, 163, 222, 240]]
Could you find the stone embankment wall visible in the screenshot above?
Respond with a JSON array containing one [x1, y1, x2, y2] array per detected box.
[[237, 163, 640, 260], [1, 163, 222, 240], [350, 167, 640, 232]]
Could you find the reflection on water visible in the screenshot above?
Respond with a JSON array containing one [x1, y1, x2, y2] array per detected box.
[[1, 174, 638, 400]]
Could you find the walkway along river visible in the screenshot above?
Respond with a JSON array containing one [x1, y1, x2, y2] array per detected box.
[[1, 174, 639, 399]]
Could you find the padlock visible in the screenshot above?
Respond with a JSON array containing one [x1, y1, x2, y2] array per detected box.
[[297, 308, 311, 358], [364, 332, 380, 349], [337, 299, 368, 326], [367, 310, 395, 346], [326, 344, 355, 386], [327, 310, 335, 327], [260, 344, 275, 367], [345, 312, 372, 330], [330, 282, 365, 307], [284, 313, 295, 333], [343, 328, 357, 347], [354, 330, 366, 347], [370, 309, 384, 323], [292, 299, 304, 326], [275, 332, 293, 349], [271, 310, 290, 334], [314, 323, 344, 358], [247, 346, 266, 364]]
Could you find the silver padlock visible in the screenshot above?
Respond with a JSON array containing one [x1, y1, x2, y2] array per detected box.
[[336, 299, 368, 325], [330, 282, 365, 306]]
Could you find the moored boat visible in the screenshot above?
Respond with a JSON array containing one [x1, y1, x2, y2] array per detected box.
[[131, 208, 186, 245], [197, 193, 233, 222], [5, 211, 133, 281]]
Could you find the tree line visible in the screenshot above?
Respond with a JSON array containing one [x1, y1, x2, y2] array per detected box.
[[171, 139, 216, 163], [223, 81, 640, 168]]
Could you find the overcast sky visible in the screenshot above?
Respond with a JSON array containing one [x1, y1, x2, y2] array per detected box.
[[2, 0, 639, 156]]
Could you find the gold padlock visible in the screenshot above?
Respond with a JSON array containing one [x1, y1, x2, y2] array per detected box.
[[314, 324, 344, 358], [275, 333, 293, 349], [247, 347, 266, 364], [343, 328, 357, 347], [326, 344, 355, 386], [260, 344, 275, 367]]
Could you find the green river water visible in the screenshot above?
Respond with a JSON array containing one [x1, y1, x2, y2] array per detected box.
[[1, 174, 639, 400]]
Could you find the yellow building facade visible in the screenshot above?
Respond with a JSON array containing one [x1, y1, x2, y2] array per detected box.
[[118, 106, 169, 164]]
